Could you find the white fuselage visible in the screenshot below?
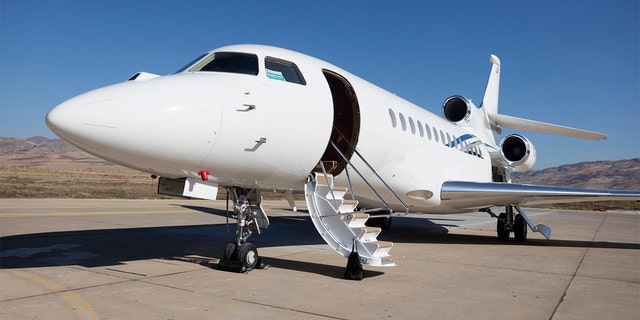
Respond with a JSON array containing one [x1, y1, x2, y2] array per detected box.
[[46, 45, 493, 213]]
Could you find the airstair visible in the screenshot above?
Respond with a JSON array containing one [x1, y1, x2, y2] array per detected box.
[[305, 171, 394, 266], [304, 129, 408, 267]]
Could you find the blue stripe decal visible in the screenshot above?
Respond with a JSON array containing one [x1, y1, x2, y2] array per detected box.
[[444, 134, 484, 159]]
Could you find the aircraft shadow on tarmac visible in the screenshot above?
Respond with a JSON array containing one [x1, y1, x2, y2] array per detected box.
[[1, 207, 637, 277]]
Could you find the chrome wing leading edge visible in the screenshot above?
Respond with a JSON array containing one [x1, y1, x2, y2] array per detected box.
[[440, 181, 640, 210]]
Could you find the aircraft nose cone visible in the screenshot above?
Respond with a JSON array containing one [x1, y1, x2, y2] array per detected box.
[[45, 103, 64, 136], [46, 99, 83, 142], [45, 89, 117, 152], [45, 75, 223, 175]]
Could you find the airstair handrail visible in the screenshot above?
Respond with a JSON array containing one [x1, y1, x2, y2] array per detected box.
[[330, 127, 409, 214]]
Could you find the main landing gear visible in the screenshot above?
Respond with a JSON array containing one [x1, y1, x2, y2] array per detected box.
[[481, 205, 527, 242], [482, 205, 553, 241], [217, 187, 268, 273]]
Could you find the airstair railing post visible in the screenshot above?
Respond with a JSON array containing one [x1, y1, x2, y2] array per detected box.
[[344, 165, 356, 201], [332, 127, 410, 213], [330, 140, 394, 213]]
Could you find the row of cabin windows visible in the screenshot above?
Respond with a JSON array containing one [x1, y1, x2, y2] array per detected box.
[[388, 108, 483, 157], [182, 52, 306, 85]]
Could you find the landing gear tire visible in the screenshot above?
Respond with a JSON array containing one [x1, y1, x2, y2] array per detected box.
[[219, 242, 262, 272], [514, 214, 527, 242], [223, 242, 237, 260], [497, 212, 510, 241], [237, 243, 259, 270]]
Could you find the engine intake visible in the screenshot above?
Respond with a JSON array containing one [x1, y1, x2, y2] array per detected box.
[[500, 134, 537, 172], [442, 96, 472, 123]]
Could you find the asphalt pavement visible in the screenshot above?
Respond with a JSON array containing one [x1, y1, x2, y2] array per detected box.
[[1, 199, 638, 320]]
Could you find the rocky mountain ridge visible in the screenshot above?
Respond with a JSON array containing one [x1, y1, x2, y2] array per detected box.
[[511, 158, 639, 190]]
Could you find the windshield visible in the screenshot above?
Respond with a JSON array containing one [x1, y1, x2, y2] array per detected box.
[[189, 52, 259, 75], [174, 53, 207, 74]]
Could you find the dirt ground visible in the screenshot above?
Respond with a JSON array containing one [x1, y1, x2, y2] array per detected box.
[[0, 167, 169, 199], [0, 167, 298, 201]]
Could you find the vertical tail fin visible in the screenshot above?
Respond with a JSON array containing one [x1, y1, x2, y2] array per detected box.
[[479, 54, 606, 141], [480, 54, 501, 115]]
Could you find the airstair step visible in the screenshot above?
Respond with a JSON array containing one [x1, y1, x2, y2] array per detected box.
[[362, 240, 393, 257], [357, 226, 381, 242], [347, 212, 369, 228], [363, 226, 381, 234], [352, 212, 370, 220], [332, 186, 348, 193], [315, 173, 333, 186], [373, 240, 393, 249], [328, 186, 349, 200], [339, 199, 358, 210]]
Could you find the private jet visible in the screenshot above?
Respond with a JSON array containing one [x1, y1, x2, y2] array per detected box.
[[46, 44, 640, 273]]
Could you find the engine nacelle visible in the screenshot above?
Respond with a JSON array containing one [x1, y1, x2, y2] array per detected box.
[[442, 95, 473, 123], [500, 134, 537, 172]]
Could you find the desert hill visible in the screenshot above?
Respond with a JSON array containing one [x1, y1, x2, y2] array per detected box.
[[512, 158, 639, 190], [1, 136, 638, 192], [0, 136, 139, 173]]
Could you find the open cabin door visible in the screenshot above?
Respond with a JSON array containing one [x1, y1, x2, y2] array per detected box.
[[317, 70, 361, 174], [305, 70, 398, 267]]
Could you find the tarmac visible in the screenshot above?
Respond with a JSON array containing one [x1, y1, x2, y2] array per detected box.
[[0, 199, 638, 320]]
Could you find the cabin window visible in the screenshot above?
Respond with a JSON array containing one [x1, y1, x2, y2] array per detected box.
[[399, 113, 407, 131], [265, 57, 306, 85], [417, 120, 424, 137], [389, 109, 397, 128], [425, 123, 432, 140], [440, 131, 446, 145], [190, 52, 259, 75], [409, 117, 416, 135], [433, 126, 439, 142]]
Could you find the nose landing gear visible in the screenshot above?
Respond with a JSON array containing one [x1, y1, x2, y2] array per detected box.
[[217, 188, 268, 273]]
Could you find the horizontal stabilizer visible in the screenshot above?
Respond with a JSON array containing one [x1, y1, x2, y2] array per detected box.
[[488, 113, 607, 141]]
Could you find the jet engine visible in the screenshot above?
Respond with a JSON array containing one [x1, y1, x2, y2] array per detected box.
[[442, 95, 473, 123], [499, 134, 537, 172]]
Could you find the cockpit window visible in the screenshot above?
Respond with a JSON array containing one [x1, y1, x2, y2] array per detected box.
[[265, 57, 306, 85], [190, 52, 259, 75], [174, 53, 207, 73]]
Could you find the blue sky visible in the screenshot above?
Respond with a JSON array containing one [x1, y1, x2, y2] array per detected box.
[[1, 0, 638, 168]]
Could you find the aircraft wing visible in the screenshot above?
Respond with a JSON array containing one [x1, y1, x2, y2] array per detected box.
[[440, 181, 640, 210]]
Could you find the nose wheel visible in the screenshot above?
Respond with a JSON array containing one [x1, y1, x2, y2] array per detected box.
[[220, 242, 263, 272]]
